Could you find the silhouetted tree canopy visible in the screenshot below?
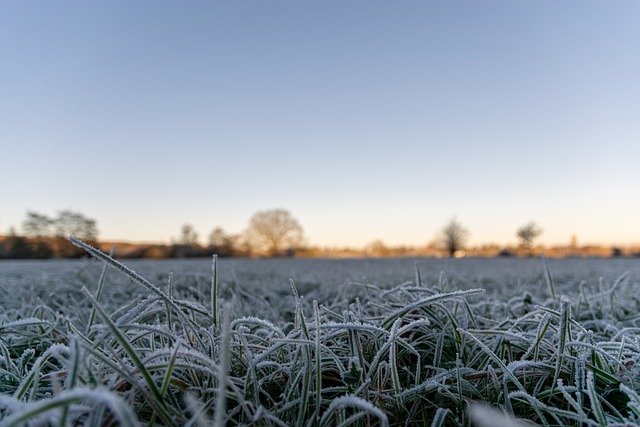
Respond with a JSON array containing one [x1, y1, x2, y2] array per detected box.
[[14, 210, 98, 257], [208, 227, 228, 247], [55, 210, 98, 241], [208, 227, 236, 257], [179, 224, 199, 246], [441, 217, 469, 257], [22, 211, 54, 237], [516, 222, 543, 248], [245, 209, 304, 256]]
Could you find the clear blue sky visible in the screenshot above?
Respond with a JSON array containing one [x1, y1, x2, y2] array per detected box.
[[1, 1, 639, 247]]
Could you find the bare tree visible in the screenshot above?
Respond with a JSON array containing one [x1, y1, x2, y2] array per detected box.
[[21, 211, 55, 258], [208, 227, 235, 256], [516, 222, 543, 249], [208, 227, 227, 247], [54, 210, 98, 240], [180, 224, 199, 246], [22, 211, 54, 237], [441, 217, 469, 257], [245, 209, 304, 256]]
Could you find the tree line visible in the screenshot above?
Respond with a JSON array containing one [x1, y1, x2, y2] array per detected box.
[[0, 209, 632, 259], [0, 209, 304, 259], [175, 216, 546, 258], [438, 218, 544, 257], [166, 209, 304, 258], [0, 210, 98, 258]]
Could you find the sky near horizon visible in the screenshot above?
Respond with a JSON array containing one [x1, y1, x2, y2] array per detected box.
[[1, 1, 639, 247]]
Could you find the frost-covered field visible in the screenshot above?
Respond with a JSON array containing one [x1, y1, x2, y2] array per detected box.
[[1, 241, 640, 426]]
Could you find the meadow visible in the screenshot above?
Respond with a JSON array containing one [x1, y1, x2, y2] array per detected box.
[[1, 239, 640, 426]]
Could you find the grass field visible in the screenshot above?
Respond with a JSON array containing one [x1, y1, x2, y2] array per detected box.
[[1, 238, 640, 426]]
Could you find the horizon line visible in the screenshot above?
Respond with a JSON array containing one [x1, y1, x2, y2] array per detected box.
[[2, 233, 638, 249]]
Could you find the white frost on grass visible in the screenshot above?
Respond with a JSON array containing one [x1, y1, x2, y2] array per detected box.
[[1, 239, 639, 425]]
